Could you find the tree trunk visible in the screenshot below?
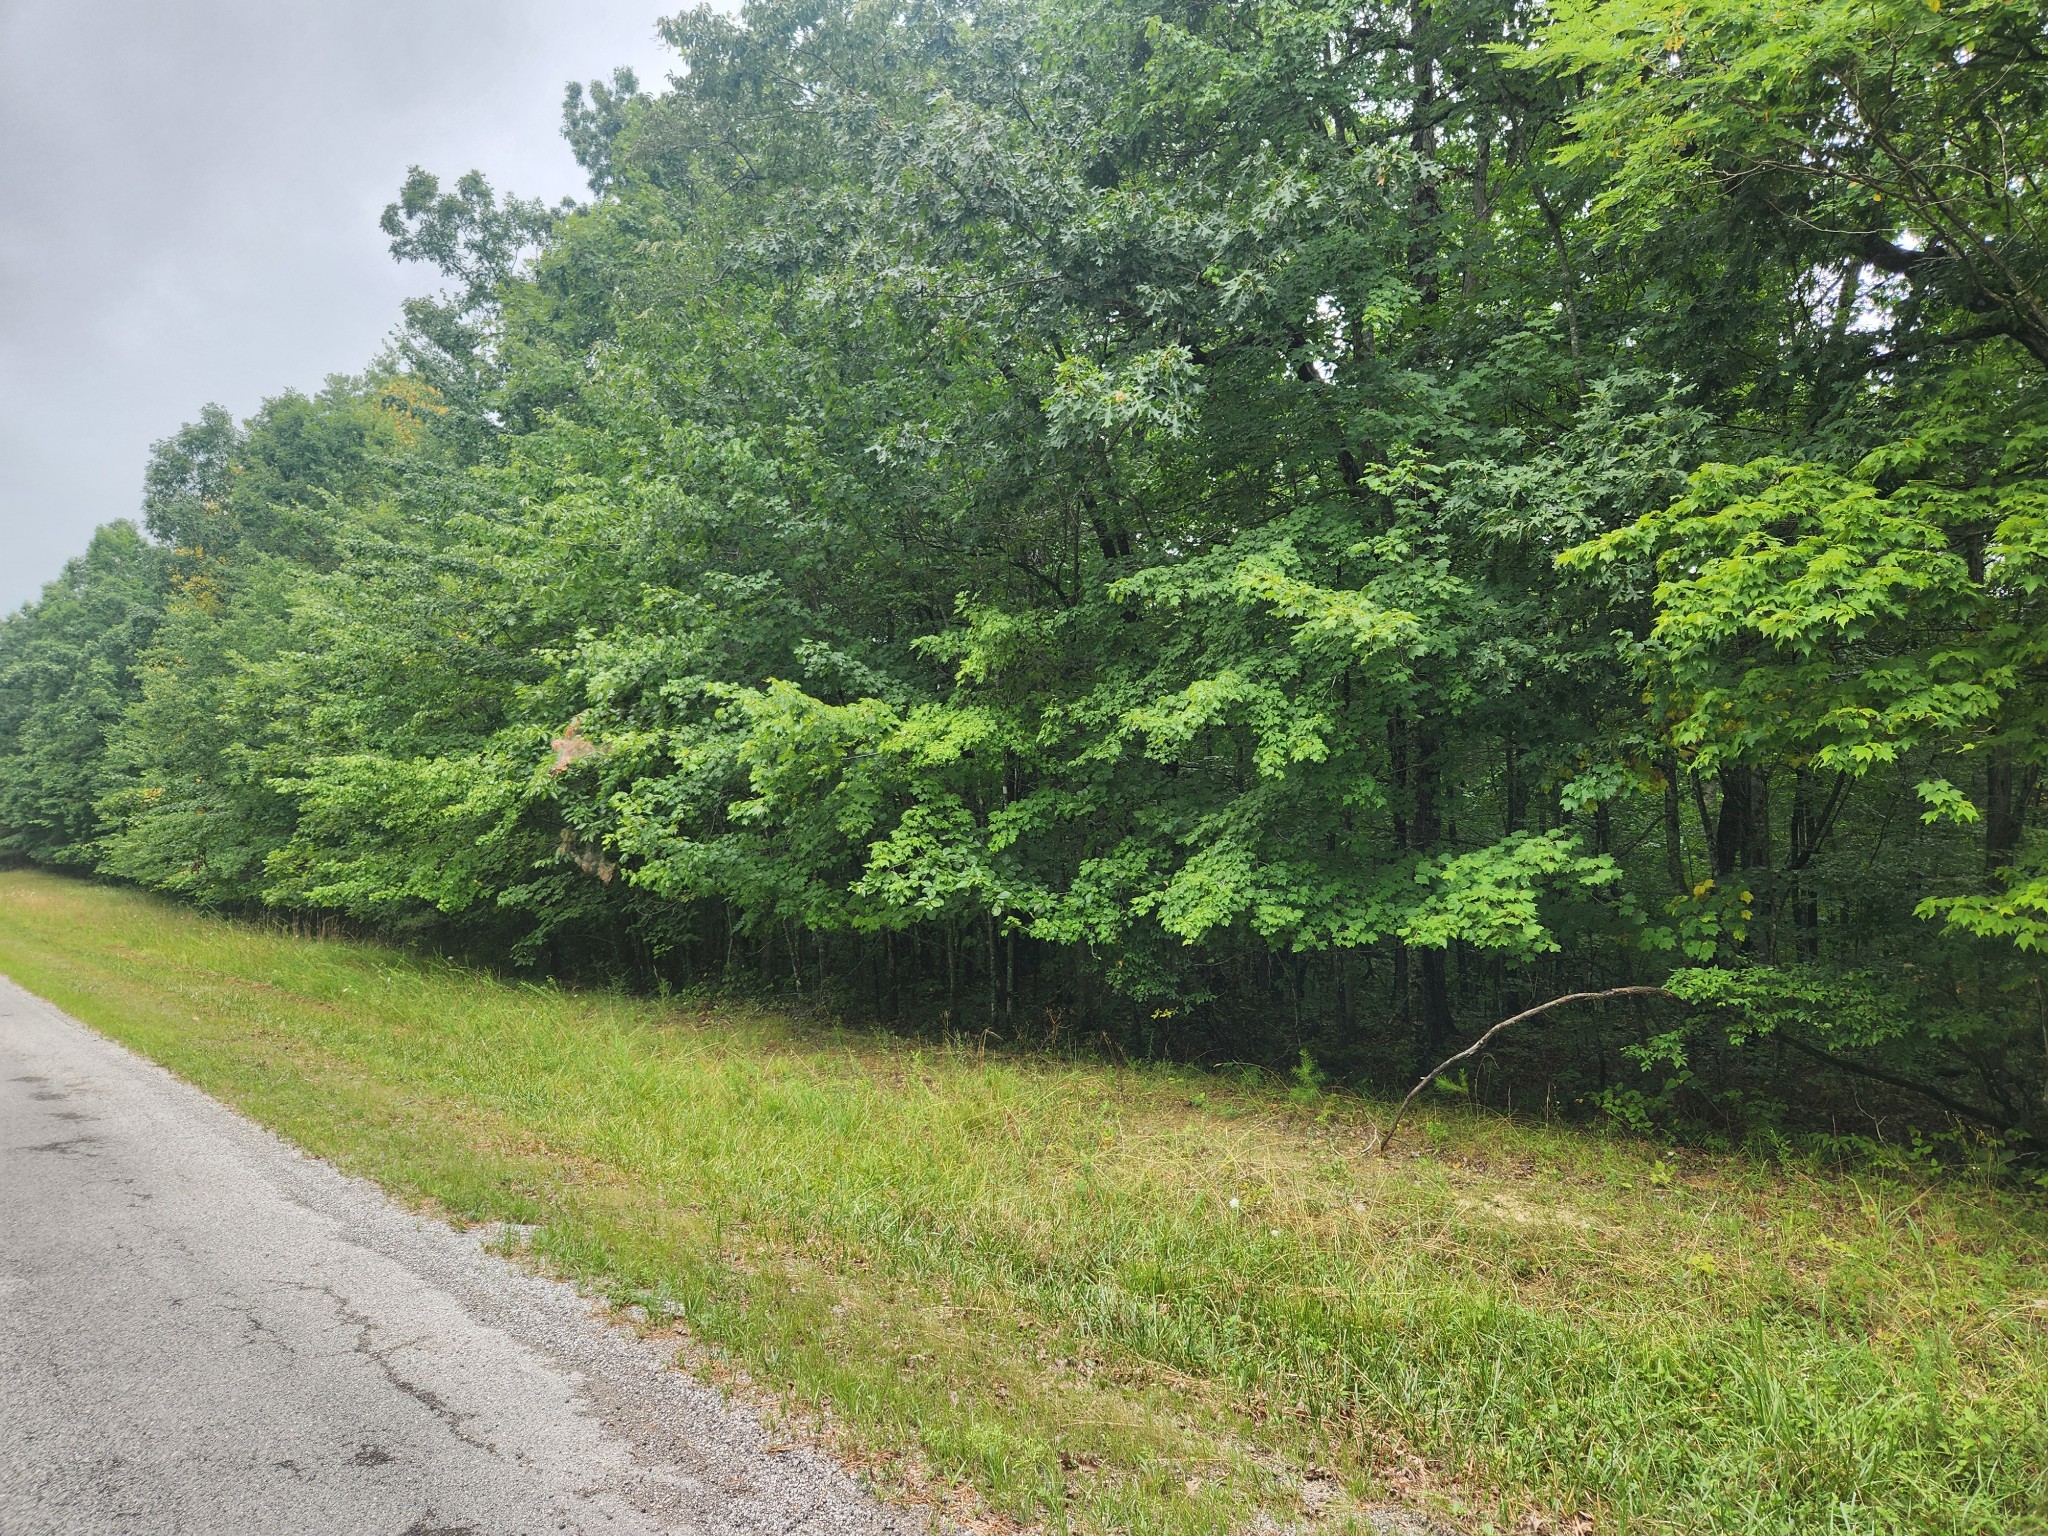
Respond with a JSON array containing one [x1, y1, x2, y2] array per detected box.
[[1661, 754, 1687, 894], [1407, 4, 1440, 308], [1986, 748, 2026, 878], [1713, 767, 1759, 877], [1464, 127, 1491, 298], [1411, 719, 1453, 1057]]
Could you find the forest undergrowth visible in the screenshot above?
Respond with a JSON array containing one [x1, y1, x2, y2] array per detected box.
[[5, 870, 2043, 1536]]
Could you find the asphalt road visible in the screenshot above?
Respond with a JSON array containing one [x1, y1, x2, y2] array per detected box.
[[0, 974, 923, 1536]]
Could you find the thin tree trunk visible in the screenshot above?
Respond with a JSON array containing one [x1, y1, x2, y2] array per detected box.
[[1987, 748, 2025, 878], [1412, 719, 1453, 1057], [1408, 3, 1440, 309], [1464, 127, 1491, 299], [1662, 755, 1687, 894]]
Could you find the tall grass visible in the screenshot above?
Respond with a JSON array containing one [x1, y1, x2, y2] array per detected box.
[[2, 869, 2043, 1535]]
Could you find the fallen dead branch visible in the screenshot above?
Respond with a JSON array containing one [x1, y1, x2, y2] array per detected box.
[[1370, 987, 1679, 1154]]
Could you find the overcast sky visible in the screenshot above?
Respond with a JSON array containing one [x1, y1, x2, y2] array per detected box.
[[0, 0, 681, 614]]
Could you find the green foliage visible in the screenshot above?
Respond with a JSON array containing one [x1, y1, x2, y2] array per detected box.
[[1536, 0, 2048, 366], [0, 524, 165, 864], [561, 68, 644, 195], [1663, 960, 1928, 1043], [95, 557, 301, 903], [380, 166, 557, 315], [7, 0, 2048, 1147], [1563, 363, 2048, 778]]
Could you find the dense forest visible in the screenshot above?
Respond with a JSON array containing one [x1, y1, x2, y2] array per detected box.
[[6, 0, 2047, 1157]]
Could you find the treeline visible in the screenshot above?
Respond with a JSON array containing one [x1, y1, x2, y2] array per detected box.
[[6, 0, 2048, 1154]]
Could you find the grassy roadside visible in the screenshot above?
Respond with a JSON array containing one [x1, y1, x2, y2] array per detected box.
[[1, 869, 2044, 1536]]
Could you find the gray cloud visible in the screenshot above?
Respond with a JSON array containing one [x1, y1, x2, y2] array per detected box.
[[0, 0, 679, 612]]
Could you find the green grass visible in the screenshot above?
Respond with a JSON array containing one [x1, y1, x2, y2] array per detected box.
[[2, 869, 2044, 1536]]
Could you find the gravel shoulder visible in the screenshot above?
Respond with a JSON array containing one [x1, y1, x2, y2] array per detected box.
[[0, 972, 923, 1536]]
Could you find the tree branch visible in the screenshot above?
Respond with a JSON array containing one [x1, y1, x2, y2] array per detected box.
[[1776, 1034, 2028, 1137], [1371, 986, 1679, 1153]]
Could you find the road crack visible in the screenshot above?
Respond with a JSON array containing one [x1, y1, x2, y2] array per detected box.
[[304, 1285, 499, 1456]]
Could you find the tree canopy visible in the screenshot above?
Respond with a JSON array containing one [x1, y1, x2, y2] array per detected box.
[[7, 0, 2048, 1156]]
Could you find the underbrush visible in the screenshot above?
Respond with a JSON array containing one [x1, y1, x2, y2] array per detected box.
[[3, 869, 2044, 1535]]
